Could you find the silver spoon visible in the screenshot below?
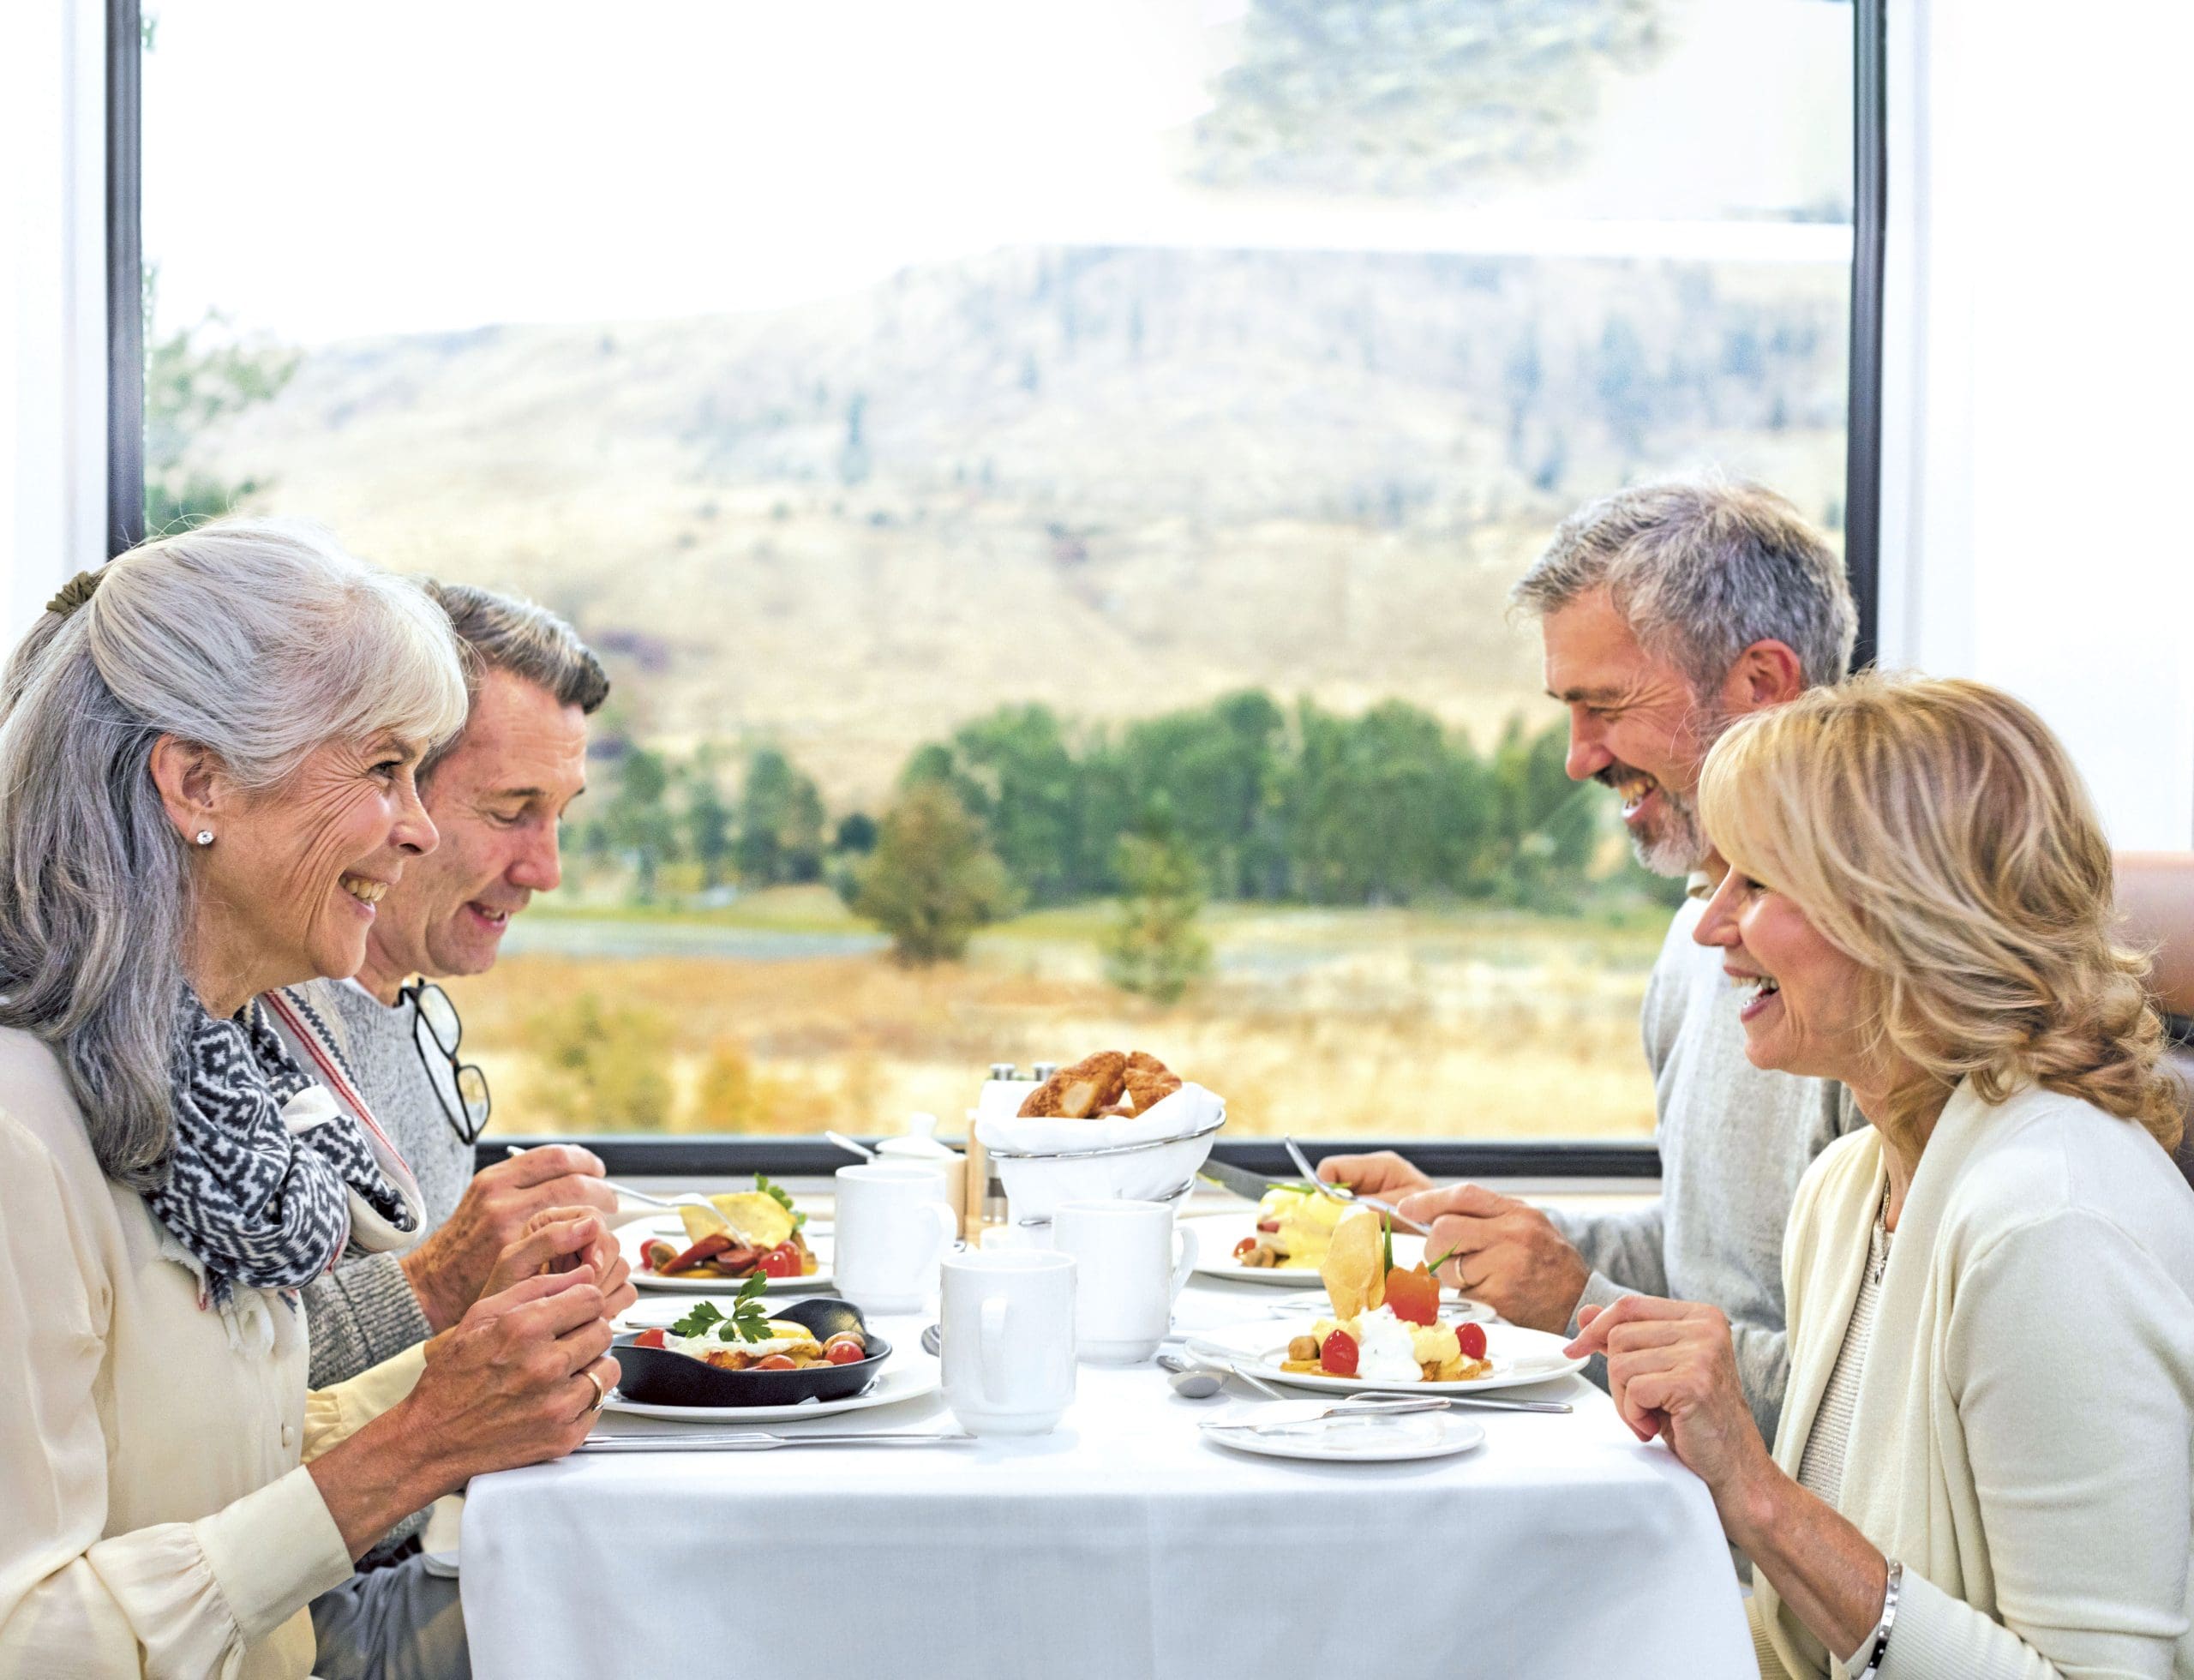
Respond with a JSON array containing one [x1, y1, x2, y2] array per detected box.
[[1154, 1354, 1225, 1399], [824, 1131, 877, 1161]]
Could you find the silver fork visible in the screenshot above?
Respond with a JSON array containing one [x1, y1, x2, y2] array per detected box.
[[1281, 1137, 1430, 1234], [504, 1145, 721, 1217]]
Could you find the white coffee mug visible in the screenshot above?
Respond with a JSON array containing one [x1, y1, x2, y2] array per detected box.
[[833, 1163, 956, 1313], [939, 1248, 1076, 1436], [1050, 1199, 1199, 1364]]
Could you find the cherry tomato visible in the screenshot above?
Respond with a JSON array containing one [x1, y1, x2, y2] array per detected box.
[[1458, 1322, 1488, 1361], [1320, 1329, 1359, 1377], [824, 1340, 866, 1365], [756, 1242, 802, 1279], [632, 1328, 666, 1348], [754, 1354, 798, 1371], [1384, 1264, 1440, 1326], [1233, 1237, 1260, 1259]]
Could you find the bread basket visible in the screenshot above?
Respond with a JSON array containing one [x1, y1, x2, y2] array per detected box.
[[974, 1083, 1226, 1227]]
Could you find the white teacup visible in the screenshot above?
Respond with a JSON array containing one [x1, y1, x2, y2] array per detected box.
[[1051, 1199, 1199, 1364], [939, 1248, 1076, 1436], [833, 1163, 956, 1313]]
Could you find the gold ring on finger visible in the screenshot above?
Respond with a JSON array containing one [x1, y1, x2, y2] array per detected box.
[[582, 1367, 605, 1414]]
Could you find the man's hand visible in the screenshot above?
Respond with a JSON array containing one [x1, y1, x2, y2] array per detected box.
[[1396, 1182, 1591, 1335], [401, 1145, 620, 1332], [1316, 1151, 1433, 1200]]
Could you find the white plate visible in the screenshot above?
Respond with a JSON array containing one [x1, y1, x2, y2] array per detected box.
[[600, 1359, 938, 1423], [1200, 1403, 1485, 1463], [1182, 1214, 1456, 1293], [1190, 1319, 1588, 1395], [622, 1221, 836, 1293], [1261, 1290, 1491, 1325]]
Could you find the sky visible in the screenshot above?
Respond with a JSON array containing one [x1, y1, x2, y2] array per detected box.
[[141, 0, 1852, 345]]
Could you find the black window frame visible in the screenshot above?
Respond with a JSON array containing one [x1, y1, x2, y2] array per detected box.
[[107, 0, 1886, 1182]]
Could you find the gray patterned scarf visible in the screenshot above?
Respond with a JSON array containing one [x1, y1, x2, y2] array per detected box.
[[142, 990, 417, 1307]]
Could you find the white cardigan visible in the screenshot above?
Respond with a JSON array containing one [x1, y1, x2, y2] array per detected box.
[[1752, 1080, 2194, 1678], [0, 1027, 426, 1679]]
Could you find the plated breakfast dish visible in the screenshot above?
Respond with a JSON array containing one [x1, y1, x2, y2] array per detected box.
[[627, 1281, 871, 1371], [612, 1291, 893, 1409], [1281, 1208, 1492, 1383], [634, 1174, 821, 1283], [1181, 1208, 1432, 1288], [1192, 1208, 1591, 1394], [1229, 1181, 1352, 1269]]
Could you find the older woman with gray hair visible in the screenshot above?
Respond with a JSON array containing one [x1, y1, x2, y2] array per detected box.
[[0, 522, 620, 1679]]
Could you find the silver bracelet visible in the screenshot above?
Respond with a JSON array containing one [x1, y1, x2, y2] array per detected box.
[[1850, 1558, 1903, 1680]]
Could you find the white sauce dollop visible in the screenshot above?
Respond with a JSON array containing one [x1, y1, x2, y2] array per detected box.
[[1351, 1305, 1423, 1383]]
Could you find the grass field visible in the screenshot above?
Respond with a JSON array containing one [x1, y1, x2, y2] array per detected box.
[[457, 888, 1666, 1142]]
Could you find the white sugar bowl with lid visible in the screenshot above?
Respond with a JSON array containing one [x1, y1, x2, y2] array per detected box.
[[873, 1112, 966, 1227]]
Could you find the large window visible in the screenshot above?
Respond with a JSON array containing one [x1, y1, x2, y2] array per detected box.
[[139, 0, 1859, 1143]]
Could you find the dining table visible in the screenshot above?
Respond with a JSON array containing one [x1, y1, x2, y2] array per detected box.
[[459, 1214, 1755, 1679]]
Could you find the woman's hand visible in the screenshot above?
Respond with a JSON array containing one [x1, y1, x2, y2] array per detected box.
[[482, 1209, 638, 1321], [1565, 1296, 1778, 1536], [310, 1268, 619, 1557], [399, 1269, 617, 1490]]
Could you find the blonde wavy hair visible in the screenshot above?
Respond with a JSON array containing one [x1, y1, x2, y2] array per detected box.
[[1697, 674, 2179, 1150]]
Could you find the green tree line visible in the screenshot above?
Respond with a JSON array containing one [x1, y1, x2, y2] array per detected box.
[[575, 691, 1628, 915]]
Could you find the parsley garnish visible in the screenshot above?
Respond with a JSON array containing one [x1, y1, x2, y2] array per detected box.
[[667, 1274, 776, 1344], [755, 1172, 806, 1229]]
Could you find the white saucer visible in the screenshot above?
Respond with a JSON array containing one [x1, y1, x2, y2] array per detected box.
[[1190, 1320, 1588, 1395], [1200, 1401, 1485, 1463], [600, 1360, 938, 1423]]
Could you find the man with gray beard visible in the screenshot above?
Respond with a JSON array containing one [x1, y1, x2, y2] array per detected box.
[[1323, 481, 1863, 1444]]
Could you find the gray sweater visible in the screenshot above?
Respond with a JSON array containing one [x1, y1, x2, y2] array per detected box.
[[1549, 894, 1861, 1445], [297, 978, 481, 1563], [299, 979, 476, 1389]]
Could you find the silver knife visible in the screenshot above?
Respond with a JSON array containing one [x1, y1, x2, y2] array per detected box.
[[1198, 1158, 1287, 1203]]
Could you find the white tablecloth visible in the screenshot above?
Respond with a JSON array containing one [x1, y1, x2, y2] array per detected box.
[[461, 1276, 1753, 1679]]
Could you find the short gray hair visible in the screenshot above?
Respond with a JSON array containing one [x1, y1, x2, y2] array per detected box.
[[0, 519, 469, 1189], [1510, 480, 1858, 693], [417, 582, 608, 783]]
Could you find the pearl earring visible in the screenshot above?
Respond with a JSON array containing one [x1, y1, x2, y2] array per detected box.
[[195, 831, 214, 847]]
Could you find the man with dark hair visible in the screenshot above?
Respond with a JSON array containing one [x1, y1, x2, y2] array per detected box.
[[1324, 480, 1863, 1445], [301, 583, 616, 1680]]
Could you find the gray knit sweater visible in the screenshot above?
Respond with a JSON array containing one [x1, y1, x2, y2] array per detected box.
[[297, 977, 481, 1563], [1548, 894, 1861, 1445], [299, 978, 476, 1388]]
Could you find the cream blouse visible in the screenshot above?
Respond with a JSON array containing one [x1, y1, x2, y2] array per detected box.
[[1751, 1081, 2194, 1679], [0, 1027, 425, 1679]]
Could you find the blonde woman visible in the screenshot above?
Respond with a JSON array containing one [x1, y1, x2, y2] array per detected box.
[[1567, 675, 2194, 1678]]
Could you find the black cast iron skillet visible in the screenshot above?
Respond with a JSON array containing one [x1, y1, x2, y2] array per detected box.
[[612, 1296, 889, 1407]]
